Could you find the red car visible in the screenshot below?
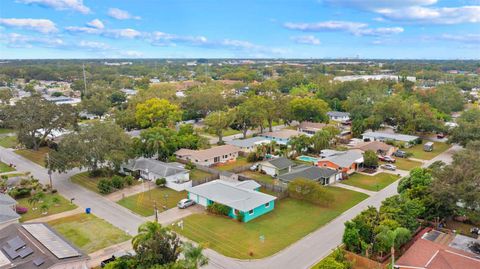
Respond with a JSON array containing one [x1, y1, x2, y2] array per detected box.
[[378, 155, 396, 163], [437, 133, 445, 139]]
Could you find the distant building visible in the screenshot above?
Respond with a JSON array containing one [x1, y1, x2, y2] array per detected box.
[[260, 130, 303, 145], [0, 223, 89, 268], [362, 131, 419, 146], [327, 111, 350, 123], [298, 121, 327, 136], [226, 137, 270, 153], [175, 145, 241, 166], [333, 74, 416, 82]]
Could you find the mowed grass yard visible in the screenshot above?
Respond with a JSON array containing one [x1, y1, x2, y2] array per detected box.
[[174, 186, 368, 259], [190, 169, 215, 182], [0, 135, 17, 148], [48, 213, 131, 253], [117, 188, 187, 217], [14, 147, 50, 166], [214, 156, 250, 172], [342, 173, 400, 191], [381, 158, 422, 171], [405, 142, 451, 160], [240, 171, 275, 184], [17, 193, 77, 222], [0, 161, 15, 173]]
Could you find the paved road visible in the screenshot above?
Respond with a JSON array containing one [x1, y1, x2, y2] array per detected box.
[[0, 144, 462, 269], [205, 124, 288, 144]]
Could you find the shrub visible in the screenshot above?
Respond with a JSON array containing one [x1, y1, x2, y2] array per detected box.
[[363, 150, 378, 168], [207, 202, 230, 216], [111, 175, 125, 189], [185, 161, 195, 170], [51, 189, 58, 193], [16, 206, 28, 214], [9, 188, 31, 199], [247, 152, 263, 162], [97, 179, 113, 194], [124, 175, 134, 186], [288, 178, 334, 206], [155, 178, 167, 187], [236, 212, 244, 222]]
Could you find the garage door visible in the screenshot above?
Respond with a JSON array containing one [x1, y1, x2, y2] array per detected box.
[[189, 193, 198, 202], [198, 196, 208, 207]]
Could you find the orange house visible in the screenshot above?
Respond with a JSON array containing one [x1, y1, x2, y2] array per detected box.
[[316, 150, 364, 178]]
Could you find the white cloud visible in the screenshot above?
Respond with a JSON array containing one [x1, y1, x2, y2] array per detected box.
[[108, 8, 141, 20], [440, 34, 480, 44], [105, 28, 142, 39], [290, 35, 321, 45], [65, 26, 101, 34], [17, 0, 90, 14], [376, 6, 480, 24], [0, 32, 64, 48], [79, 40, 110, 50], [323, 0, 437, 10], [284, 20, 403, 36], [0, 18, 57, 33], [120, 50, 143, 57], [86, 19, 104, 29], [149, 31, 208, 46]]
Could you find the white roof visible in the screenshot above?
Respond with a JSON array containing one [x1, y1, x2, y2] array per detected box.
[[234, 180, 261, 190], [362, 131, 419, 142], [187, 180, 276, 212], [226, 137, 270, 148]]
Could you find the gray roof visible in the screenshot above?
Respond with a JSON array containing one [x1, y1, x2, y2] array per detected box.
[[226, 137, 270, 148], [0, 194, 16, 207], [123, 158, 188, 177], [362, 131, 419, 142], [327, 111, 350, 117], [321, 149, 364, 168], [278, 166, 338, 182], [0, 205, 20, 224], [234, 180, 261, 190], [187, 180, 276, 212], [265, 157, 295, 169]]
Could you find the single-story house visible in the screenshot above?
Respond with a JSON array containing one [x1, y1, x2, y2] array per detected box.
[[316, 149, 364, 177], [395, 230, 480, 269], [0, 194, 20, 230], [362, 131, 419, 146], [327, 111, 350, 122], [121, 157, 191, 191], [259, 157, 295, 177], [278, 166, 341, 185], [351, 140, 396, 156], [226, 137, 270, 153], [297, 121, 327, 136], [259, 130, 303, 145], [187, 180, 276, 222], [0, 223, 89, 268], [175, 145, 241, 166]]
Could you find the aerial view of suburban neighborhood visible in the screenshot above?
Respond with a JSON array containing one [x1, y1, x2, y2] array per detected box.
[[0, 1, 479, 269]]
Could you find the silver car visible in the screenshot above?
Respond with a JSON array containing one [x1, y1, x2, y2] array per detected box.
[[177, 199, 195, 209], [381, 164, 397, 171]]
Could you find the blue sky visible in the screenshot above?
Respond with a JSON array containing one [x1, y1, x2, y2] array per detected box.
[[0, 0, 479, 59]]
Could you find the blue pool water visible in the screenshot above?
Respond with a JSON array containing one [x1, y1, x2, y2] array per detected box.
[[297, 155, 319, 163]]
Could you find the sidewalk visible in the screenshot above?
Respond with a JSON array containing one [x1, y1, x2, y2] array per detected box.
[[334, 183, 377, 196], [25, 207, 84, 223], [88, 240, 132, 268]]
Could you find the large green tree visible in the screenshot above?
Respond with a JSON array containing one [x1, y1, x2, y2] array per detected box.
[[5, 96, 77, 150], [288, 97, 329, 123], [449, 108, 480, 146], [204, 110, 234, 144], [135, 98, 182, 128]]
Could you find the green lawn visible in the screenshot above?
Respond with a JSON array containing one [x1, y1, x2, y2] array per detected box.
[[174, 186, 368, 259], [70, 172, 140, 195], [17, 193, 77, 222], [240, 171, 275, 184], [48, 213, 131, 253], [405, 142, 451, 160], [0, 136, 17, 148], [117, 187, 187, 216], [0, 128, 14, 134], [190, 169, 214, 182], [200, 127, 241, 137], [214, 156, 250, 172], [382, 158, 422, 171], [342, 173, 400, 191], [14, 147, 50, 166], [0, 161, 15, 173]]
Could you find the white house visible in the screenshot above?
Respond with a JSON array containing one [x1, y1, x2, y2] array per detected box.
[[226, 137, 270, 153], [259, 130, 303, 145], [327, 111, 350, 123], [362, 131, 419, 146], [121, 157, 191, 191]]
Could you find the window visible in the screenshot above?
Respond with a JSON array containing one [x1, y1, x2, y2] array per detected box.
[[249, 209, 254, 215], [265, 202, 270, 208], [323, 164, 327, 167]]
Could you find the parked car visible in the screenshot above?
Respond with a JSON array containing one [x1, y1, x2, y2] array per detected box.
[[378, 155, 396, 163], [249, 164, 259, 171], [177, 198, 195, 209], [437, 133, 445, 139], [381, 164, 397, 171], [393, 150, 407, 158], [101, 251, 133, 268]]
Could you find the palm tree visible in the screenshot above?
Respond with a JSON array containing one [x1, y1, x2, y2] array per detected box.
[[35, 191, 46, 203], [132, 221, 166, 250], [183, 242, 208, 269], [40, 203, 50, 215], [51, 196, 60, 206]]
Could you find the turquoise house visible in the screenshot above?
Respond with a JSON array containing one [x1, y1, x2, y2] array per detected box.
[[186, 180, 276, 222]]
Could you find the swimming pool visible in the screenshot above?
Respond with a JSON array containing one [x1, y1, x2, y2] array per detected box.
[[297, 155, 319, 163]]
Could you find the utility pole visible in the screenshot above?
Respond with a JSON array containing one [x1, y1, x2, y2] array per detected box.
[[82, 63, 88, 96], [154, 200, 158, 223], [46, 153, 53, 190]]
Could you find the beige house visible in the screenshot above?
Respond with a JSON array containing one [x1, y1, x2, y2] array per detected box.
[[297, 121, 328, 136], [351, 141, 396, 156], [175, 145, 241, 166]]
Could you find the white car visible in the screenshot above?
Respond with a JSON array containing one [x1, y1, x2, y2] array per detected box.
[[177, 199, 195, 209], [381, 164, 397, 171]]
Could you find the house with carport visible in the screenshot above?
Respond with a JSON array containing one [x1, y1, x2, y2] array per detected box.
[[186, 180, 276, 222]]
